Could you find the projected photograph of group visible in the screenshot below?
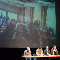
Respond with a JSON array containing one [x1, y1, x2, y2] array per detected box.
[[0, 0, 56, 48]]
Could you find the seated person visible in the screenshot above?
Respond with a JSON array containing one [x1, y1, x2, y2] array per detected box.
[[51, 45, 58, 55], [36, 46, 43, 56], [44, 46, 50, 55], [24, 47, 31, 56]]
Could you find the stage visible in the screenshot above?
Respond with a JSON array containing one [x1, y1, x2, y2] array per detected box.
[[22, 55, 60, 60]]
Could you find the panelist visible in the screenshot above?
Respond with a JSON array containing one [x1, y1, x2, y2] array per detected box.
[[24, 47, 31, 56], [51, 45, 58, 55], [36, 46, 43, 56], [44, 46, 50, 55], [24, 47, 31, 60]]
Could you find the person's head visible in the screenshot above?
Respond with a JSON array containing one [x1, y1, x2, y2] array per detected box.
[[27, 47, 30, 51], [46, 46, 49, 50], [53, 45, 56, 50], [39, 46, 42, 50]]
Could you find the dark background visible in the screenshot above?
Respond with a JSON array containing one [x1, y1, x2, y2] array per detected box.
[[0, 0, 60, 60]]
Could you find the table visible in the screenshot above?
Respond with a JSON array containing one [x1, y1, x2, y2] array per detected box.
[[22, 55, 60, 60]]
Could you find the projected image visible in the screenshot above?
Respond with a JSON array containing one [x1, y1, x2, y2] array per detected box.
[[0, 0, 56, 48]]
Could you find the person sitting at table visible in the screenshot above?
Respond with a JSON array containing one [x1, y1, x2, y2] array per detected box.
[[24, 47, 31, 56], [36, 46, 43, 56], [24, 47, 31, 60], [44, 46, 50, 55], [51, 45, 58, 55], [43, 46, 51, 60]]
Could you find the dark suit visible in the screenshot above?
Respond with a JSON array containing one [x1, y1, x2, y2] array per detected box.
[[51, 48, 58, 55], [44, 50, 51, 60], [51, 48, 58, 60], [44, 50, 50, 55]]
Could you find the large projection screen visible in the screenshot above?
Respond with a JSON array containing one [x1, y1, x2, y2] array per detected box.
[[0, 0, 56, 48]]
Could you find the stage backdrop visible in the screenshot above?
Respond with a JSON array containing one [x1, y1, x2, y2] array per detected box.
[[0, 0, 56, 48]]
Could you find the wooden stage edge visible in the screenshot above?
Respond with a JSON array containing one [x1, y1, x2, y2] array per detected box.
[[22, 55, 60, 58]]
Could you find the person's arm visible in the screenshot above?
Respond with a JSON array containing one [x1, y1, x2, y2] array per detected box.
[[44, 50, 46, 55], [42, 50, 43, 54], [29, 51, 31, 56], [36, 49, 40, 56], [49, 50, 50, 54], [24, 51, 26, 56], [24, 50, 27, 56], [51, 49, 52, 55], [56, 49, 58, 55], [51, 48, 54, 55], [36, 49, 38, 56], [56, 51, 58, 55]]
